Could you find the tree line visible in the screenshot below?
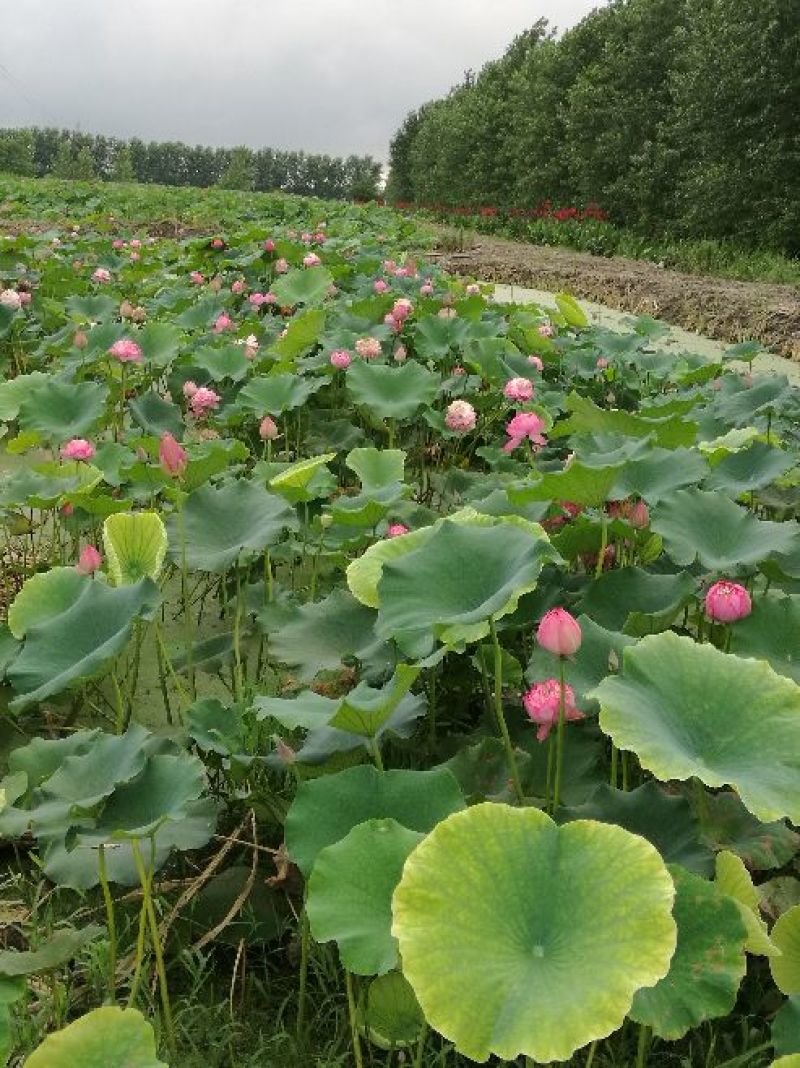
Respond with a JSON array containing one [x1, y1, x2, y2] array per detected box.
[[0, 127, 382, 201], [387, 0, 800, 253]]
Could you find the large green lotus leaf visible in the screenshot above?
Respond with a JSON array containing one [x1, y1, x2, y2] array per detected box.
[[0, 978, 23, 1065], [629, 865, 747, 1039], [773, 997, 800, 1055], [186, 698, 248, 759], [103, 512, 167, 586], [0, 371, 50, 422], [237, 373, 323, 415], [269, 453, 336, 492], [509, 461, 623, 509], [179, 438, 249, 493], [0, 925, 104, 978], [329, 664, 422, 738], [65, 293, 118, 321], [593, 632, 800, 823], [25, 1006, 167, 1068], [7, 730, 99, 790], [391, 803, 676, 1064], [167, 480, 296, 572], [552, 392, 697, 449], [613, 447, 710, 503], [269, 307, 326, 363], [330, 483, 406, 528], [577, 567, 696, 637], [137, 321, 183, 369], [270, 265, 333, 306], [525, 615, 635, 711], [193, 343, 250, 383], [307, 818, 423, 975], [0, 464, 103, 509], [284, 764, 464, 877], [346, 360, 439, 421], [560, 783, 714, 876], [8, 579, 160, 712], [729, 594, 800, 682], [17, 378, 108, 440], [254, 690, 338, 731], [697, 791, 799, 871], [772, 1058, 800, 1067], [714, 374, 792, 426], [128, 390, 184, 438], [704, 442, 795, 495], [7, 567, 88, 640], [261, 588, 391, 683], [346, 447, 405, 490], [376, 520, 558, 657], [651, 488, 798, 570], [364, 971, 424, 1050], [716, 850, 776, 956], [413, 315, 471, 360], [771, 905, 800, 995]]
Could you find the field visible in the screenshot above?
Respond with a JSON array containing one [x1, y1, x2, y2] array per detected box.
[[0, 176, 799, 1068]]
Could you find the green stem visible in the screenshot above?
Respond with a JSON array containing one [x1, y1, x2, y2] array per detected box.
[[264, 549, 273, 603], [545, 733, 554, 812], [595, 516, 608, 578], [97, 845, 117, 1002], [610, 743, 618, 788], [154, 625, 173, 725], [621, 749, 630, 791], [345, 970, 364, 1068], [488, 618, 524, 804], [154, 622, 189, 705], [635, 1023, 650, 1068], [412, 1022, 429, 1068], [177, 501, 195, 699], [552, 657, 567, 813], [132, 838, 176, 1057], [369, 738, 385, 771], [585, 1039, 598, 1067], [111, 668, 125, 735], [296, 908, 310, 1038], [233, 568, 244, 702], [127, 897, 149, 1008]]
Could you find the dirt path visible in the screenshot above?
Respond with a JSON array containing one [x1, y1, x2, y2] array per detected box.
[[432, 234, 800, 361]]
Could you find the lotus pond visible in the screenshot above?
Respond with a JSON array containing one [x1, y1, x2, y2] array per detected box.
[[0, 176, 799, 1067]]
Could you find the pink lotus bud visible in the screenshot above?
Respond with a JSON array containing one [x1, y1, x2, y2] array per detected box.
[[596, 357, 609, 370], [330, 349, 352, 370], [60, 502, 74, 518], [536, 608, 582, 657], [374, 279, 390, 294], [523, 678, 583, 742], [112, 239, 125, 250], [190, 271, 204, 285], [182, 380, 198, 398], [76, 544, 103, 575], [628, 499, 650, 529], [445, 400, 476, 433], [61, 438, 95, 461], [159, 432, 188, 478], [275, 258, 289, 274], [263, 239, 276, 252], [528, 355, 544, 371], [211, 238, 225, 250], [92, 267, 111, 284], [109, 339, 142, 363], [213, 313, 233, 333], [393, 344, 407, 363], [129, 239, 142, 250], [465, 283, 481, 296], [314, 232, 326, 243], [386, 523, 409, 538], [705, 581, 752, 623], [259, 416, 279, 440], [231, 279, 246, 294], [303, 253, 321, 268], [420, 282, 434, 296], [392, 298, 413, 322], [190, 387, 221, 418], [538, 322, 554, 338], [73, 330, 88, 349], [384, 313, 402, 332], [503, 377, 534, 403]]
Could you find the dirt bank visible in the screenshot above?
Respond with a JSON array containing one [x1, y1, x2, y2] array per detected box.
[[432, 234, 800, 361]]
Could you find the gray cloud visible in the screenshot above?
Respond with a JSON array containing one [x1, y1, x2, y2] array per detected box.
[[2, 0, 604, 160]]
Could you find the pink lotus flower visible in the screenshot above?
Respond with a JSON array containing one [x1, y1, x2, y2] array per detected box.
[[394, 266, 411, 277], [386, 523, 409, 538], [445, 400, 477, 433], [608, 498, 649, 529], [452, 365, 466, 375], [130, 239, 142, 250], [705, 581, 752, 623], [537, 608, 582, 657], [438, 307, 457, 319], [523, 679, 583, 742], [239, 334, 259, 359], [112, 239, 126, 250], [503, 377, 534, 403], [314, 232, 326, 243], [356, 337, 381, 359], [330, 349, 352, 370], [231, 279, 246, 295], [264, 239, 276, 252], [211, 238, 225, 250], [301, 232, 312, 244], [392, 298, 413, 321], [190, 271, 205, 285], [465, 283, 481, 296], [190, 386, 221, 418], [384, 313, 402, 332], [275, 258, 289, 274], [503, 411, 547, 452], [528, 355, 544, 372], [159, 432, 187, 478], [0, 289, 22, 310], [393, 344, 407, 363], [596, 357, 609, 370], [259, 415, 279, 440], [18, 291, 31, 306], [374, 279, 390, 294], [182, 380, 198, 398], [109, 338, 142, 363], [538, 322, 554, 338], [92, 267, 111, 284], [420, 282, 434, 296], [213, 313, 233, 333], [61, 438, 95, 461], [384, 260, 397, 272], [129, 252, 140, 262], [303, 253, 321, 268], [60, 502, 74, 518], [73, 330, 88, 349], [76, 544, 103, 575]]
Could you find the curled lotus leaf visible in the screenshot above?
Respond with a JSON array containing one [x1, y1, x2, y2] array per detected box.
[[102, 511, 168, 585]]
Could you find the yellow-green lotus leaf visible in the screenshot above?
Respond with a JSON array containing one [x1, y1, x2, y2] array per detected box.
[[103, 512, 168, 586], [771, 905, 800, 995]]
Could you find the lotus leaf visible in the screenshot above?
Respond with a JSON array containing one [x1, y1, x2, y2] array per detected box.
[[346, 360, 439, 421], [103, 511, 168, 585], [25, 1006, 167, 1068], [771, 905, 800, 995], [7, 567, 87, 639]]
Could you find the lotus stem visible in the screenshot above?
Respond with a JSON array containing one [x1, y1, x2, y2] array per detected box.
[[595, 516, 608, 578], [111, 667, 125, 735], [621, 749, 630, 791], [177, 499, 195, 699], [345, 970, 364, 1068], [369, 738, 385, 772], [97, 845, 117, 1002], [132, 837, 176, 1057], [413, 1022, 429, 1068], [584, 1040, 598, 1066], [296, 907, 310, 1038], [610, 743, 618, 788], [232, 568, 244, 702], [635, 1023, 650, 1068], [552, 656, 567, 813], [488, 617, 524, 805]]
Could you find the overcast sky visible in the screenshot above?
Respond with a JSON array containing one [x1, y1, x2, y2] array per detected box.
[[2, 1, 604, 161]]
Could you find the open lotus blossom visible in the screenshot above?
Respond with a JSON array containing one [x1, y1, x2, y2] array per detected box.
[[445, 399, 477, 433], [61, 438, 95, 461], [259, 415, 279, 440], [705, 580, 752, 623], [18, 291, 32, 306], [303, 253, 321, 268], [420, 281, 434, 296], [537, 608, 582, 656], [238, 334, 259, 358], [76, 544, 103, 575], [301, 232, 313, 243], [190, 271, 204, 284], [263, 239, 276, 252], [523, 679, 583, 742], [91, 267, 111, 284], [503, 411, 547, 452], [112, 239, 126, 250], [384, 313, 402, 332], [275, 258, 289, 274], [159, 432, 187, 477], [109, 338, 142, 363], [465, 283, 481, 296], [355, 336, 381, 359], [374, 279, 390, 294], [503, 377, 534, 403], [231, 279, 246, 294], [393, 344, 407, 362], [190, 386, 221, 418], [182, 380, 198, 398], [538, 322, 554, 338], [386, 523, 409, 538], [392, 298, 413, 321], [213, 313, 233, 333], [596, 357, 609, 369], [130, 239, 142, 250], [330, 349, 352, 370], [0, 289, 22, 310], [528, 355, 544, 371]]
